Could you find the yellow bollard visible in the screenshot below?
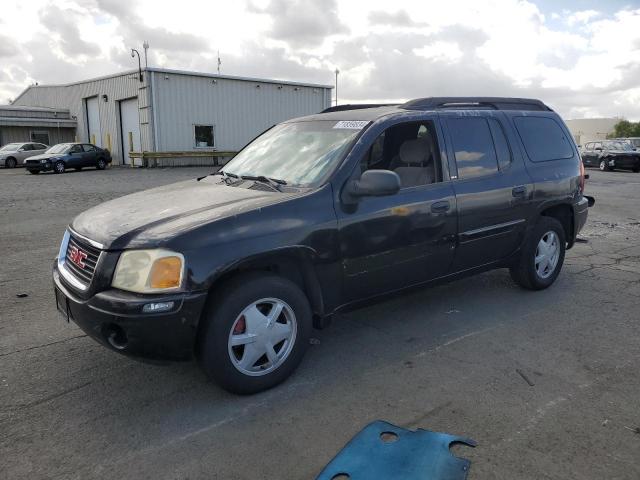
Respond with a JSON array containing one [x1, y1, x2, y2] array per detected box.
[[91, 134, 96, 145], [128, 132, 134, 167], [106, 133, 112, 152]]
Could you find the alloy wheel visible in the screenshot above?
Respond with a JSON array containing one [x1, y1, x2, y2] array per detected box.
[[535, 231, 560, 279], [227, 298, 297, 377]]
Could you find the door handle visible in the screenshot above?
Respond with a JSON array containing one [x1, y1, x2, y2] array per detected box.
[[431, 200, 450, 213], [512, 185, 527, 197]]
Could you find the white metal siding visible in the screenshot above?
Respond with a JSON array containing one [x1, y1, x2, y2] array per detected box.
[[13, 69, 332, 164], [152, 71, 332, 152], [12, 74, 151, 164], [119, 97, 141, 165]]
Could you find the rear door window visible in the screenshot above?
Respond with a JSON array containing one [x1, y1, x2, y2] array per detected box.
[[514, 116, 574, 162], [447, 117, 498, 179]]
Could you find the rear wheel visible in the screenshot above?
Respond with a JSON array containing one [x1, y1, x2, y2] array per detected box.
[[54, 161, 65, 174], [198, 273, 312, 394], [5, 157, 17, 168], [510, 216, 566, 290], [96, 158, 107, 170], [633, 166, 640, 173]]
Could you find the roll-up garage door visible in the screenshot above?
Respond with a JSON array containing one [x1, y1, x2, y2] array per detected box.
[[86, 96, 102, 147], [119, 97, 141, 165]]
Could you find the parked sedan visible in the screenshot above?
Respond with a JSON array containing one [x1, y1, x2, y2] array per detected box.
[[581, 140, 640, 172], [25, 143, 112, 174], [0, 142, 49, 168]]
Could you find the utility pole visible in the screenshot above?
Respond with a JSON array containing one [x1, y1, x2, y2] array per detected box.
[[143, 40, 149, 68], [335, 68, 339, 106]]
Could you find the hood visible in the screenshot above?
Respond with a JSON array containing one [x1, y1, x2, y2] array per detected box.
[[604, 150, 638, 156], [71, 177, 295, 249], [25, 153, 60, 161]]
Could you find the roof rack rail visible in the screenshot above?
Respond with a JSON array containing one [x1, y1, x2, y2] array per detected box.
[[321, 103, 399, 113], [400, 97, 552, 112]]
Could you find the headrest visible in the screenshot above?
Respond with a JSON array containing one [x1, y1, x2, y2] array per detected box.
[[398, 137, 433, 165]]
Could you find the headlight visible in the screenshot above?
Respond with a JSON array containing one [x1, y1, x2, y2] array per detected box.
[[40, 159, 48, 163], [112, 249, 185, 293]]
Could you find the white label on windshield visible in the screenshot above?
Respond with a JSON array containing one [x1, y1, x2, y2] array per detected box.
[[333, 120, 369, 129]]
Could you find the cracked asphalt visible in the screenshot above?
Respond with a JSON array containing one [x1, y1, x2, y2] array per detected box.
[[1, 166, 639, 479]]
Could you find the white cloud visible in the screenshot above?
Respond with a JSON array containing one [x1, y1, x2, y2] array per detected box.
[[567, 9, 601, 26], [0, 0, 639, 120]]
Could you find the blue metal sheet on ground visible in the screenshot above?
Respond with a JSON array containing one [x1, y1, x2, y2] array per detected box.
[[316, 420, 476, 480]]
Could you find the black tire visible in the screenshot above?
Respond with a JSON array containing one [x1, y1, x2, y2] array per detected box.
[[510, 216, 566, 290], [5, 157, 17, 168], [96, 158, 107, 170], [54, 161, 65, 174], [28, 170, 40, 175], [197, 273, 312, 395], [74, 167, 82, 171], [633, 167, 640, 173]]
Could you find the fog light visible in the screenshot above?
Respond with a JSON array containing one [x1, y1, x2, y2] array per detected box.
[[142, 301, 174, 313]]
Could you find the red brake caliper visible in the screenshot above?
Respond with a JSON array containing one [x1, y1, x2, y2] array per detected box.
[[233, 315, 246, 335]]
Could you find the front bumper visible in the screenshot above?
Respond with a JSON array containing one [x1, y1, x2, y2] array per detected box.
[[53, 264, 208, 361], [25, 162, 53, 172]]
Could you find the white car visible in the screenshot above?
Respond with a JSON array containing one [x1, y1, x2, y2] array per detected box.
[[0, 142, 49, 168]]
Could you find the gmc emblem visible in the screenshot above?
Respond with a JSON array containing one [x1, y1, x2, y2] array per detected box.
[[69, 246, 88, 269]]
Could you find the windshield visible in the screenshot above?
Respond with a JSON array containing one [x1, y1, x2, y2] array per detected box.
[[604, 141, 633, 151], [0, 143, 22, 151], [222, 121, 365, 186], [46, 144, 72, 154]]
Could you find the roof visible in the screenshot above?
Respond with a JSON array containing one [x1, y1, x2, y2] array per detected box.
[[0, 105, 71, 113], [294, 97, 553, 123], [11, 67, 333, 103]]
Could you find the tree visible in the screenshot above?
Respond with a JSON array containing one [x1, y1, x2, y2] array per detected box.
[[610, 120, 640, 138]]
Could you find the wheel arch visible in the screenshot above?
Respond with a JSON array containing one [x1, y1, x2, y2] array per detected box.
[[203, 246, 326, 327], [539, 203, 574, 248]]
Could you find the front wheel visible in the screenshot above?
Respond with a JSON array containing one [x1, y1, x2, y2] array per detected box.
[[197, 273, 312, 394], [510, 216, 566, 290], [54, 161, 65, 174]]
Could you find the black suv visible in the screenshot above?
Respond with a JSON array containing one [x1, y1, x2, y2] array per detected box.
[[53, 97, 593, 394]]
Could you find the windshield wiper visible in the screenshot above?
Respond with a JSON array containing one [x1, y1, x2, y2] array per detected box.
[[239, 175, 287, 191], [209, 170, 240, 183]]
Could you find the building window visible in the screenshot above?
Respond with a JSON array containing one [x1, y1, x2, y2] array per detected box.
[[30, 131, 50, 146], [194, 125, 214, 148]]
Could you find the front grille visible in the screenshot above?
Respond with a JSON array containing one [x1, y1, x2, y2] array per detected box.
[[26, 159, 41, 164], [64, 235, 101, 285]]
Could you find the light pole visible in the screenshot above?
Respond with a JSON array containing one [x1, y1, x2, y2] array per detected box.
[[142, 41, 149, 68], [131, 48, 143, 82], [335, 68, 339, 106]]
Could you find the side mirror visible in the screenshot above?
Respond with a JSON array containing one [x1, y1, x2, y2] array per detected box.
[[343, 170, 400, 203]]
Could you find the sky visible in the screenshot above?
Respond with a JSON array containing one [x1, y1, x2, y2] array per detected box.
[[1, 0, 640, 120]]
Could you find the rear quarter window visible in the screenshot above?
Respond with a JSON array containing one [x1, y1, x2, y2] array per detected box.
[[514, 116, 574, 162]]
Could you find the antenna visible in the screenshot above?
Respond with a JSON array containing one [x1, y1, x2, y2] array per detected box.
[[217, 50, 221, 75], [142, 40, 149, 68]]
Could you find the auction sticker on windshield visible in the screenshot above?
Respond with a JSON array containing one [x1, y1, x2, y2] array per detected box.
[[333, 121, 369, 129]]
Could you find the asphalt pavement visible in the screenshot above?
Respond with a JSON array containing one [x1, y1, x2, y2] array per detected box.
[[1, 165, 639, 479]]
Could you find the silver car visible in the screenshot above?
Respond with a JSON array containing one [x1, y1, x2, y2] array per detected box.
[[0, 142, 49, 168]]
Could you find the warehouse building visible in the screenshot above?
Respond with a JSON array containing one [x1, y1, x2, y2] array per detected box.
[[565, 117, 620, 146], [9, 68, 333, 165], [0, 105, 76, 146]]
